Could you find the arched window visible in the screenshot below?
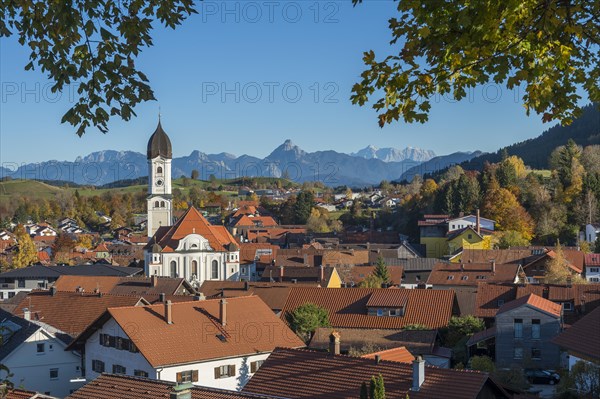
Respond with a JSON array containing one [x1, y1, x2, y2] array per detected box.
[[157, 166, 163, 174], [160, 201, 166, 208], [191, 260, 198, 277], [211, 260, 219, 279], [154, 201, 159, 208], [170, 260, 177, 278]]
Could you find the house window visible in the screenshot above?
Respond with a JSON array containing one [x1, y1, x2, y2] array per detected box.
[[170, 261, 178, 278], [514, 319, 523, 338], [591, 268, 599, 273], [155, 200, 160, 208], [176, 370, 198, 383], [563, 302, 573, 311], [531, 347, 541, 359], [49, 368, 58, 380], [514, 347, 523, 359], [17, 279, 25, 288], [250, 360, 265, 373], [468, 234, 472, 239], [134, 370, 149, 378], [376, 309, 384, 317], [112, 365, 126, 375], [389, 309, 402, 317], [191, 260, 198, 277], [214, 365, 236, 379], [591, 278, 600, 282], [91, 360, 105, 373], [37, 343, 45, 353], [531, 319, 541, 339], [447, 275, 454, 280], [133, 370, 148, 378], [241, 267, 246, 274], [461, 276, 468, 280], [212, 260, 219, 279]]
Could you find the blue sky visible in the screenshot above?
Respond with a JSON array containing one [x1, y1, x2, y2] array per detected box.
[[0, 1, 565, 164]]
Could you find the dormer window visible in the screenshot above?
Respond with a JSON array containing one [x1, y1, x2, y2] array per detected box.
[[447, 275, 454, 280], [376, 309, 384, 317], [461, 276, 468, 280]]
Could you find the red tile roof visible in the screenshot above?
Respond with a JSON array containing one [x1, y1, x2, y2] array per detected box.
[[361, 346, 415, 363], [148, 207, 238, 252], [11, 290, 145, 338], [553, 306, 600, 362], [280, 287, 455, 330], [427, 262, 520, 286], [53, 275, 192, 296], [497, 293, 562, 318], [234, 215, 278, 227], [242, 348, 509, 399], [585, 253, 600, 266], [73, 296, 305, 367], [67, 373, 286, 399], [5, 389, 54, 399], [474, 283, 516, 318]]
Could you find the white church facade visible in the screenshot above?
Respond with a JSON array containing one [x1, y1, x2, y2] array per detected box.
[[144, 121, 240, 286]]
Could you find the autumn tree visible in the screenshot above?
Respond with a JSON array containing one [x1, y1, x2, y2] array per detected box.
[[545, 242, 586, 284], [497, 230, 531, 249], [13, 225, 37, 268], [482, 180, 535, 240], [350, 1, 599, 126]]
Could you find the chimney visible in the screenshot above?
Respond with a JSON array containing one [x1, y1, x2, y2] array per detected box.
[[170, 385, 192, 399], [244, 281, 249, 291], [151, 274, 158, 287], [411, 355, 425, 391], [23, 308, 31, 321], [159, 293, 166, 303], [329, 331, 341, 355], [50, 286, 57, 296], [219, 298, 227, 327], [581, 296, 586, 314], [490, 260, 496, 274], [320, 265, 325, 282], [279, 266, 284, 283], [542, 286, 550, 299], [476, 209, 481, 235], [460, 263, 464, 272], [303, 254, 308, 266], [164, 300, 173, 325], [566, 276, 572, 288], [375, 355, 381, 364]]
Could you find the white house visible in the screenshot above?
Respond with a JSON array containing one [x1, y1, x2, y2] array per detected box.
[[584, 223, 600, 244], [448, 213, 495, 233], [0, 310, 83, 398], [584, 253, 600, 283], [69, 296, 305, 391]]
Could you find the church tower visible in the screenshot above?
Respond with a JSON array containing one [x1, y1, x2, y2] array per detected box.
[[147, 120, 173, 237]]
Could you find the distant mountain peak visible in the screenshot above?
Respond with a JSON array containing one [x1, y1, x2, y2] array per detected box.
[[352, 146, 436, 163]]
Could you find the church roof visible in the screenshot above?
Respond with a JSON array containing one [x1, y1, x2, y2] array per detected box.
[[147, 121, 172, 159], [146, 207, 238, 253]]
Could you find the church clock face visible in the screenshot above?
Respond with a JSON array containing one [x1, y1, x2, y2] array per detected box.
[[156, 178, 164, 187]]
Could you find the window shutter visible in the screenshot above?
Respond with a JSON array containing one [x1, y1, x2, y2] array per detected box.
[[176, 372, 183, 383], [229, 365, 236, 376], [250, 362, 257, 373], [214, 367, 221, 379], [192, 370, 199, 382]]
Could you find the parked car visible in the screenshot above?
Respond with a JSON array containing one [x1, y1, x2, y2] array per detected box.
[[524, 369, 560, 385]]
